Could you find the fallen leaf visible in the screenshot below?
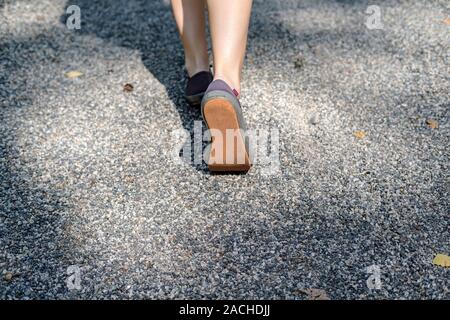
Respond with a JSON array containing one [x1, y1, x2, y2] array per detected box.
[[443, 18, 450, 25], [4, 272, 13, 281], [298, 288, 330, 300], [426, 119, 438, 129], [353, 130, 367, 139], [432, 254, 450, 267], [123, 83, 134, 92], [65, 70, 83, 78]]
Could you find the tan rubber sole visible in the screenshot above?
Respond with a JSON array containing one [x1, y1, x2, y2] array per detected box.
[[203, 98, 251, 172]]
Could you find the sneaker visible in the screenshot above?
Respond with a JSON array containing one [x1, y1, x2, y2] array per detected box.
[[185, 71, 213, 106], [201, 79, 251, 172]]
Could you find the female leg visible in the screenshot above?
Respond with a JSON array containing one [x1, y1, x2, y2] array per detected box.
[[171, 0, 213, 106], [206, 0, 253, 95]]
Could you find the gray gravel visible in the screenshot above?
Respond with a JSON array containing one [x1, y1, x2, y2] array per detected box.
[[0, 0, 449, 299]]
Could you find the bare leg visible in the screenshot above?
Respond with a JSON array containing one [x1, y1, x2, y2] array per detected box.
[[171, 0, 210, 76], [206, 0, 253, 94]]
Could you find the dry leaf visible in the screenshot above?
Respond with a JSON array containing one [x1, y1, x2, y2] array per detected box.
[[353, 130, 367, 139], [298, 288, 330, 300], [426, 119, 438, 129], [432, 254, 450, 267], [443, 18, 450, 25], [123, 83, 134, 92], [65, 70, 83, 78]]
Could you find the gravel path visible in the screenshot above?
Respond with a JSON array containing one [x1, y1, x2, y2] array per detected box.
[[1, 0, 449, 299]]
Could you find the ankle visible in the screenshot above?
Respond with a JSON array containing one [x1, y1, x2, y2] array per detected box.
[[185, 58, 210, 77], [213, 73, 241, 95]]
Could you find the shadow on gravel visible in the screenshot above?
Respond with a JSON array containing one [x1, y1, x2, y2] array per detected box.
[[0, 0, 79, 295], [0, 143, 72, 298], [0, 36, 75, 298]]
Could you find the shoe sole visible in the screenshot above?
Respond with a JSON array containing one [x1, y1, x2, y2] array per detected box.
[[202, 93, 251, 172]]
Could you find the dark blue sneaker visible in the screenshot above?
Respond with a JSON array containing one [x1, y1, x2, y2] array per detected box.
[[185, 71, 213, 106]]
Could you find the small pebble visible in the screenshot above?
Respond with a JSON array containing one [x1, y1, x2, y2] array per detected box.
[[4, 272, 13, 281]]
